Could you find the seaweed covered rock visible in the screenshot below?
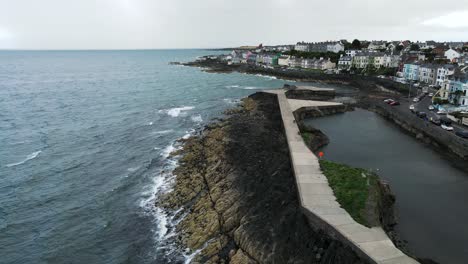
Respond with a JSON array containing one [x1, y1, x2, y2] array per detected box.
[[159, 92, 368, 264]]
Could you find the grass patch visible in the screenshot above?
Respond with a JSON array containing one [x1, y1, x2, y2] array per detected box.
[[319, 160, 379, 227], [301, 132, 312, 143]]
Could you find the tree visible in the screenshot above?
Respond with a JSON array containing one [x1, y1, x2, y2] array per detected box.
[[410, 43, 420, 51], [351, 39, 361, 50]]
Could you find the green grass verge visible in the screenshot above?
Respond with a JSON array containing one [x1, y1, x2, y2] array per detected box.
[[319, 160, 379, 227], [301, 132, 312, 143]]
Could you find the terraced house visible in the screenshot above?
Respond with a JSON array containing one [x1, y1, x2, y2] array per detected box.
[[403, 63, 420, 81], [293, 41, 344, 53], [436, 64, 456, 86], [352, 52, 370, 69], [443, 71, 468, 106], [418, 64, 438, 85]]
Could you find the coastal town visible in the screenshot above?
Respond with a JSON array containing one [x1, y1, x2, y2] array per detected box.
[[197, 39, 468, 135]]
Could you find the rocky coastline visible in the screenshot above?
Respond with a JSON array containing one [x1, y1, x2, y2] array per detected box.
[[161, 58, 464, 263], [158, 92, 369, 263]]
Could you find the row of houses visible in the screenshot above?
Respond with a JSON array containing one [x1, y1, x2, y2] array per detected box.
[[294, 41, 345, 53], [440, 71, 468, 106], [278, 56, 336, 70], [400, 62, 468, 106], [227, 50, 337, 70], [338, 51, 401, 70]]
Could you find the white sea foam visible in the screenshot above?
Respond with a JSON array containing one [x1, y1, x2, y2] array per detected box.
[[183, 238, 215, 264], [141, 138, 200, 262], [151, 129, 174, 135], [127, 166, 141, 172], [223, 98, 240, 105], [5, 151, 42, 167], [243, 86, 261, 90], [255, 73, 277, 80], [225, 85, 240, 88], [191, 114, 203, 123], [148, 122, 154, 125], [160, 144, 176, 159], [159, 106, 195, 117]]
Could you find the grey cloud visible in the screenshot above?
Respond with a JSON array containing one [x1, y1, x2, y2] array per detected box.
[[0, 0, 467, 49]]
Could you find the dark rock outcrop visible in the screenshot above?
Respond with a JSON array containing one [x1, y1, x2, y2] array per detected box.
[[285, 89, 336, 101], [159, 92, 368, 263]]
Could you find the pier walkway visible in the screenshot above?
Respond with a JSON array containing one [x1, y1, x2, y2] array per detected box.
[[263, 89, 418, 264]]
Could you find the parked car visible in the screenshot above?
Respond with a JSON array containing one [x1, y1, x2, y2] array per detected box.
[[428, 93, 434, 97], [455, 130, 468, 138], [413, 98, 420, 102], [437, 110, 447, 115], [390, 101, 400, 106], [384, 99, 394, 103], [430, 117, 441, 126], [441, 124, 454, 131], [417, 111, 427, 118], [428, 105, 435, 110], [409, 105, 415, 110]]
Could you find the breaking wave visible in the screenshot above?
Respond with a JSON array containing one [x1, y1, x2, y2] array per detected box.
[[5, 150, 42, 167], [159, 106, 195, 117]]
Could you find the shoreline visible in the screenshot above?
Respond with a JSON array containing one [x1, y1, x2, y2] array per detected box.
[[157, 91, 432, 263], [178, 58, 468, 163], [158, 93, 370, 263]]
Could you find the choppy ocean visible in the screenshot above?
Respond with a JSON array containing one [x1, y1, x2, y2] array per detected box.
[[0, 50, 320, 263]]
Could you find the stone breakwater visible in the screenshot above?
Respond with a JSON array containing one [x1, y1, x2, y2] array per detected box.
[[158, 92, 368, 263]]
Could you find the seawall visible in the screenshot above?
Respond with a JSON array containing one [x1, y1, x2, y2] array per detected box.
[[264, 89, 419, 264]]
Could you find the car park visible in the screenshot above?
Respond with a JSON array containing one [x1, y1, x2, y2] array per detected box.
[[430, 117, 441, 126], [416, 111, 427, 118], [441, 124, 454, 131], [455, 130, 468, 138]]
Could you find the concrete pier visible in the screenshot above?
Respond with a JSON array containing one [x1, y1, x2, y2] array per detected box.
[[263, 88, 418, 264]]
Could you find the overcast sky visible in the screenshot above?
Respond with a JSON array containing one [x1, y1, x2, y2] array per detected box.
[[1, 0, 467, 49]]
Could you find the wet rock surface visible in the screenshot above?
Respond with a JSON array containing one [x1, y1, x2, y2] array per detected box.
[[159, 92, 368, 263]]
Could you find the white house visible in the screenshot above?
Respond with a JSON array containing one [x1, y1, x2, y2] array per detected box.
[[383, 53, 400, 68], [338, 55, 353, 69], [418, 64, 438, 85], [326, 42, 345, 53], [295, 42, 309, 52], [289, 57, 303, 68], [317, 58, 336, 70], [345, 50, 359, 57], [352, 52, 371, 69], [278, 55, 290, 67], [445, 48, 461, 62], [436, 64, 456, 86], [371, 53, 386, 68], [368, 41, 387, 50]]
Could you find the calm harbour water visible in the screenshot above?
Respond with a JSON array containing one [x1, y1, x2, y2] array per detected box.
[[305, 109, 468, 264]]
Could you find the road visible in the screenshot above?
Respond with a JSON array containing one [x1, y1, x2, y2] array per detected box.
[[412, 95, 467, 133]]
